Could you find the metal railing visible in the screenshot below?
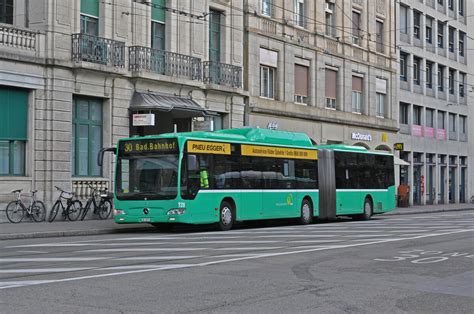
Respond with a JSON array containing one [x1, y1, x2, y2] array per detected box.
[[203, 61, 242, 88], [72, 179, 109, 201], [129, 46, 201, 80], [71, 33, 125, 67], [0, 23, 36, 50]]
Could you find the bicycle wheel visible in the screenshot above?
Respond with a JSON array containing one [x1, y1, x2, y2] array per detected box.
[[66, 200, 82, 221], [48, 201, 61, 222], [6, 201, 25, 223], [31, 201, 46, 222], [98, 200, 112, 219]]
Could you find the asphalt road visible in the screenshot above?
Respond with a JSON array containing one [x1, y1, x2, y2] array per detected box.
[[1, 212, 473, 313]]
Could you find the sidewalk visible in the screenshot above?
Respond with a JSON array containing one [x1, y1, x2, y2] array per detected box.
[[0, 204, 473, 240]]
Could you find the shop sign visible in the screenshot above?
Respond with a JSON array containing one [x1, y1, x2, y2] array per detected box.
[[132, 113, 155, 126], [394, 143, 404, 151], [351, 132, 372, 142]]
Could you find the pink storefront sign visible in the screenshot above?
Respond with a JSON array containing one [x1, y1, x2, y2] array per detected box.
[[411, 125, 423, 137], [424, 127, 434, 138], [437, 129, 447, 140]]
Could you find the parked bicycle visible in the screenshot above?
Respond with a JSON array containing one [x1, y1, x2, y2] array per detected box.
[[80, 185, 112, 220], [48, 186, 83, 222], [6, 189, 46, 223]]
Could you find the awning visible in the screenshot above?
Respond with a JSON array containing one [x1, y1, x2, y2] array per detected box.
[[394, 155, 410, 166], [130, 92, 212, 118]]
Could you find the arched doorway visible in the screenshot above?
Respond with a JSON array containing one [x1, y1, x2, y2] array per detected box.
[[353, 142, 370, 150], [375, 144, 392, 152]]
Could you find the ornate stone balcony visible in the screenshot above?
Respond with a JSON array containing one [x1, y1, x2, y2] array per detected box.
[[203, 61, 242, 88], [71, 33, 125, 67]]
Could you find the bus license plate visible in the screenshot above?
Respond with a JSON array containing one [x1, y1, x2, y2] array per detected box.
[[140, 218, 151, 222]]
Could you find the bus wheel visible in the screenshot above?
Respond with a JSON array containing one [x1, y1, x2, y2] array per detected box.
[[298, 199, 313, 225], [362, 198, 373, 220], [217, 201, 234, 231]]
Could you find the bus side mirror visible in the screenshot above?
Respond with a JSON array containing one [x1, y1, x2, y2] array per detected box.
[[187, 155, 198, 171], [98, 147, 116, 167]]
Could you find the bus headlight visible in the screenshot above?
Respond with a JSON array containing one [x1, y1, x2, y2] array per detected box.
[[114, 209, 126, 216], [167, 208, 186, 215]]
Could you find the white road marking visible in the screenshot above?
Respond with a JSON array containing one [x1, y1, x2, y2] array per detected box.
[[290, 240, 344, 243], [179, 240, 279, 244], [102, 264, 195, 270], [0, 268, 93, 273], [116, 256, 201, 261], [78, 248, 207, 253], [213, 247, 282, 250], [15, 251, 48, 254], [0, 257, 112, 262], [1, 229, 472, 290]]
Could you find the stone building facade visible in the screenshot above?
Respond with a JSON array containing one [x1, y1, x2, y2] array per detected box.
[[0, 0, 245, 205], [244, 0, 399, 157], [396, 0, 472, 205]]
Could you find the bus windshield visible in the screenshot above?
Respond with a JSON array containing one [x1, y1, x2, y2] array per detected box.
[[115, 138, 180, 200], [116, 154, 179, 200]]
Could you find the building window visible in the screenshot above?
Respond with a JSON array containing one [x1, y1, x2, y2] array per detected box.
[[400, 5, 408, 34], [376, 93, 385, 118], [325, 1, 335, 37], [448, 0, 454, 10], [400, 102, 409, 124], [295, 0, 306, 28], [151, 22, 165, 50], [376, 20, 384, 53], [438, 111, 445, 129], [376, 78, 387, 118], [0, 87, 28, 176], [459, 72, 465, 97], [448, 27, 455, 53], [413, 57, 420, 85], [0, 0, 13, 24], [449, 69, 455, 94], [458, 0, 464, 15], [294, 64, 309, 104], [458, 31, 465, 57], [260, 66, 275, 99], [413, 11, 421, 39], [460, 116, 466, 134], [351, 76, 363, 113], [400, 52, 408, 81], [325, 68, 337, 109], [72, 97, 103, 177], [426, 17, 433, 44], [438, 0, 444, 5], [437, 22, 444, 48], [413, 105, 422, 125], [426, 61, 433, 89], [426, 109, 434, 128], [438, 65, 444, 91], [449, 113, 456, 132], [80, 0, 99, 35], [352, 11, 361, 45], [262, 0, 272, 17], [209, 9, 221, 63]]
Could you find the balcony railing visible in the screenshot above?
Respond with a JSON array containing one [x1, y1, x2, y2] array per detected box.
[[72, 33, 125, 67], [0, 23, 36, 50], [129, 46, 201, 80], [203, 61, 242, 88]]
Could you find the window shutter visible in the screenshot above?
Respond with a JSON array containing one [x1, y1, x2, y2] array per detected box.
[[294, 64, 308, 96], [325, 69, 337, 98], [152, 0, 166, 22], [352, 76, 363, 92], [81, 0, 99, 17], [0, 88, 28, 141]]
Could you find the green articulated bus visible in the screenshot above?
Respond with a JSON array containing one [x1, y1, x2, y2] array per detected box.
[[101, 128, 395, 231]]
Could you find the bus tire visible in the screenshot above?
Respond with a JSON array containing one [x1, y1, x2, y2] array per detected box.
[[298, 199, 313, 225], [217, 201, 234, 231], [362, 197, 373, 220]]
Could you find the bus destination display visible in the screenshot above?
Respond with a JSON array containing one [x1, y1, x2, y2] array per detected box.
[[119, 138, 178, 155]]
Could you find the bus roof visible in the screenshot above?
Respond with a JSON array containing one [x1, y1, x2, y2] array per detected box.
[[315, 144, 393, 155], [125, 128, 315, 148]]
